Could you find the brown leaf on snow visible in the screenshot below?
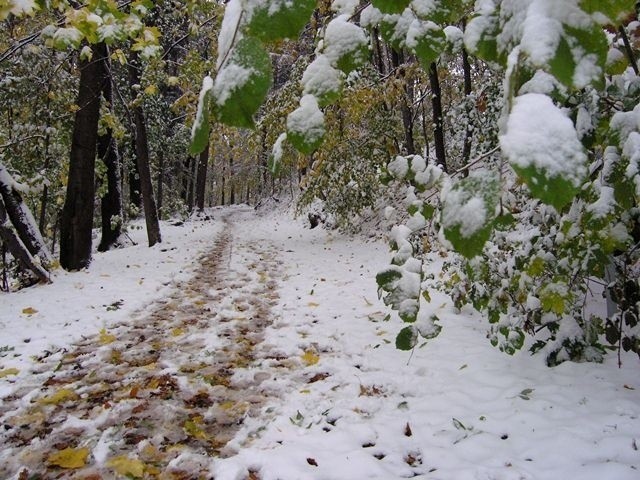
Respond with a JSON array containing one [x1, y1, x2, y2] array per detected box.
[[307, 372, 330, 383], [404, 422, 413, 437], [306, 458, 318, 467]]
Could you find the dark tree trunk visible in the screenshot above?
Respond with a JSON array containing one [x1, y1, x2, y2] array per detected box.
[[0, 195, 50, 284], [98, 46, 123, 252], [461, 21, 473, 176], [157, 149, 164, 218], [195, 142, 209, 211], [187, 155, 197, 211], [129, 52, 161, 247], [391, 49, 415, 155], [128, 154, 142, 212], [60, 45, 106, 270], [221, 166, 226, 206], [181, 157, 192, 204], [229, 157, 235, 205], [429, 61, 447, 172]]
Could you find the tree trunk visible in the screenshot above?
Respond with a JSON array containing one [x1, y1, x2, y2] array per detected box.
[[391, 49, 415, 155], [0, 161, 52, 267], [128, 154, 142, 213], [157, 149, 164, 218], [229, 156, 235, 205], [429, 61, 447, 172], [98, 45, 124, 252], [460, 21, 473, 176], [60, 45, 106, 270], [221, 165, 226, 206], [128, 52, 161, 247], [0, 190, 50, 283], [187, 155, 197, 211], [195, 142, 209, 211]]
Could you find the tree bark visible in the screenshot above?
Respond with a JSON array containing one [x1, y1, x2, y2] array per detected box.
[[157, 149, 164, 217], [128, 154, 142, 213], [60, 45, 106, 270], [128, 52, 161, 247], [0, 161, 52, 267], [429, 61, 447, 172], [461, 21, 473, 176], [195, 142, 209, 211], [98, 44, 124, 252], [0, 191, 50, 283], [229, 156, 235, 205], [391, 49, 415, 155]]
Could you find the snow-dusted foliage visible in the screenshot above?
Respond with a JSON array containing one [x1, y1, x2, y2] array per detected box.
[[191, 0, 640, 365]]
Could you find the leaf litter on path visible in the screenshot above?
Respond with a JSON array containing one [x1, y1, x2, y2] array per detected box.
[[0, 220, 285, 479]]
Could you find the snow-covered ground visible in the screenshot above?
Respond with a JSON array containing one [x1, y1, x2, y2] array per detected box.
[[1, 206, 639, 479]]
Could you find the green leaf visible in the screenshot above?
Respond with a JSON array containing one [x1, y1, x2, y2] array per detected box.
[[324, 16, 369, 74], [441, 173, 500, 259], [379, 15, 408, 51], [371, 0, 411, 15], [212, 37, 273, 129], [466, 10, 505, 66], [396, 326, 417, 350], [286, 95, 326, 155], [246, 0, 316, 41], [189, 76, 213, 155], [409, 23, 447, 68], [580, 0, 636, 24], [516, 164, 580, 211]]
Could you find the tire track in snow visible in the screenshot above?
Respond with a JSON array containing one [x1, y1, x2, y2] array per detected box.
[[0, 216, 283, 479]]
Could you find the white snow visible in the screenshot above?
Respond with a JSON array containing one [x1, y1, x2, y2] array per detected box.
[[213, 64, 252, 106], [191, 75, 213, 137], [1, 207, 639, 479], [323, 14, 368, 66], [500, 93, 587, 187], [216, 0, 244, 69], [301, 55, 344, 99], [286, 94, 325, 143]]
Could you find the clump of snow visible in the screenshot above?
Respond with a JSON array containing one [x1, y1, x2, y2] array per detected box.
[[518, 70, 563, 96], [217, 0, 243, 69], [406, 19, 440, 50], [388, 156, 409, 179], [443, 25, 464, 50], [271, 132, 287, 164], [500, 93, 587, 187], [286, 94, 325, 143], [191, 75, 213, 137], [212, 64, 252, 106], [331, 0, 359, 15], [301, 55, 344, 98], [323, 14, 368, 66]]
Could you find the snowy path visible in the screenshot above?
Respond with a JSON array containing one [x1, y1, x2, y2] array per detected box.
[[0, 211, 286, 478], [1, 207, 639, 480]]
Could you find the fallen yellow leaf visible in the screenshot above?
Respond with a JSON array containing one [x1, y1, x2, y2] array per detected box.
[[99, 328, 116, 345], [301, 350, 320, 366], [22, 307, 38, 315], [106, 455, 145, 478], [0, 368, 19, 378], [171, 327, 185, 337], [47, 447, 89, 469], [308, 302, 320, 308], [184, 417, 207, 440], [40, 388, 78, 405]]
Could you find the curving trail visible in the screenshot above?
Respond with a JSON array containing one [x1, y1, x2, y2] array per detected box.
[[0, 214, 284, 479]]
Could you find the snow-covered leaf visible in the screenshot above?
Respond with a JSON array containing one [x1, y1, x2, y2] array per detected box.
[[301, 55, 344, 107], [286, 95, 326, 154], [323, 15, 369, 74], [396, 325, 417, 350], [246, 0, 316, 41], [407, 21, 447, 68], [0, 368, 19, 378], [441, 172, 500, 259], [580, 0, 636, 24], [213, 37, 272, 129], [500, 93, 587, 210]]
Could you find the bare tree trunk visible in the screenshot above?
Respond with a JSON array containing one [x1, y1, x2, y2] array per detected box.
[[157, 149, 164, 218], [187, 155, 197, 211], [129, 52, 161, 247], [60, 45, 106, 270], [229, 156, 235, 205], [98, 44, 123, 252], [195, 142, 209, 211], [0, 191, 50, 283], [429, 61, 447, 172], [391, 49, 415, 155], [128, 154, 142, 213]]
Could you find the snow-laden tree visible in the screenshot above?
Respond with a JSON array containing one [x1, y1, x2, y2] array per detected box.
[[192, 0, 640, 365]]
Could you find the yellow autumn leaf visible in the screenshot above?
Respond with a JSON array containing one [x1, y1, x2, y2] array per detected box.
[[0, 368, 19, 378], [184, 417, 207, 440], [99, 328, 116, 345], [308, 302, 320, 308], [301, 350, 320, 366], [40, 388, 78, 405], [144, 84, 157, 95], [47, 447, 89, 469], [171, 327, 185, 337], [22, 307, 38, 315], [106, 455, 145, 478]]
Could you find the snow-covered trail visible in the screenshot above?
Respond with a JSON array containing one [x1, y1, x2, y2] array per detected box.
[[0, 206, 639, 480]]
